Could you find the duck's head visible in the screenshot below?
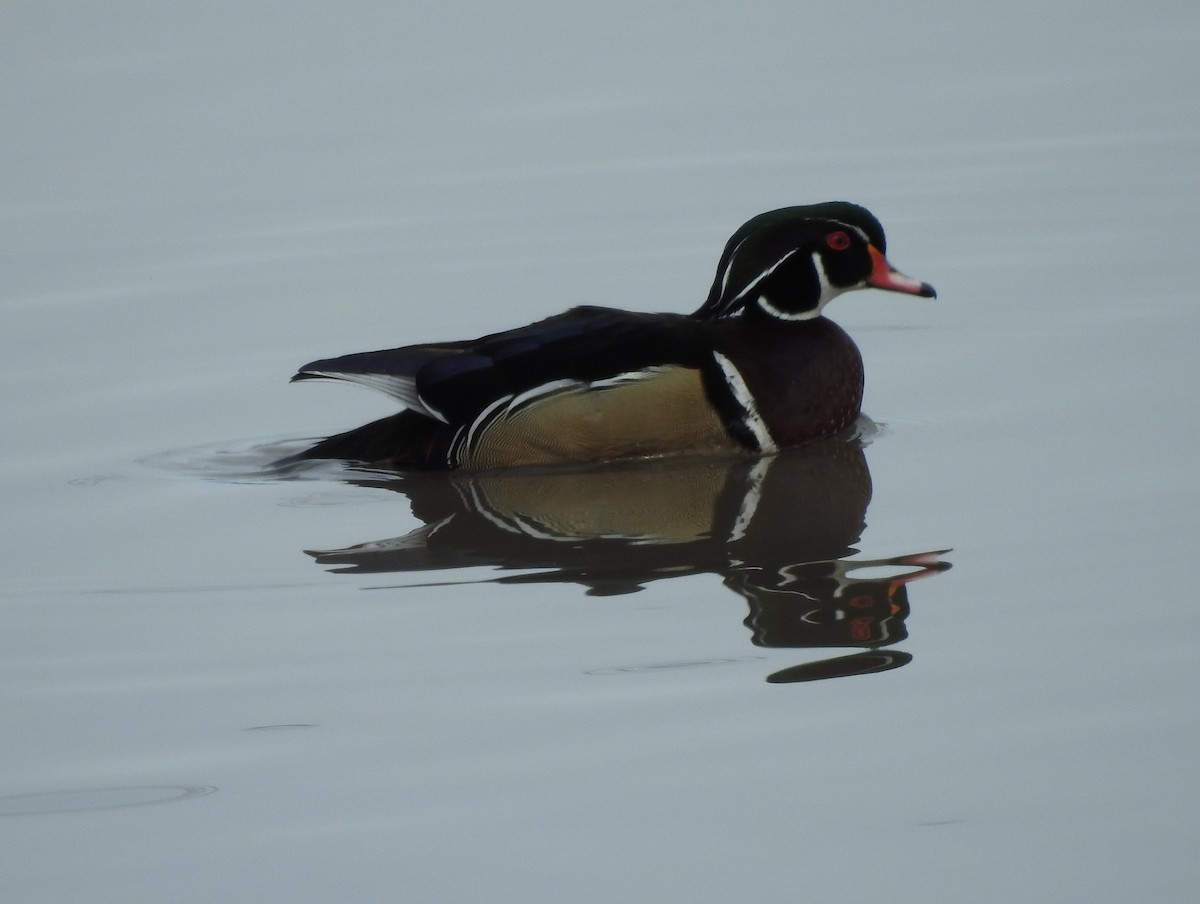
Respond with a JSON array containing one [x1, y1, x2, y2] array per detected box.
[[696, 202, 936, 321]]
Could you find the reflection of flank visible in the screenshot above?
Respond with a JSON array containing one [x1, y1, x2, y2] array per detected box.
[[305, 439, 951, 683]]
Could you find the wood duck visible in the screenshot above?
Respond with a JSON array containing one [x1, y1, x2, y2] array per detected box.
[[285, 201, 935, 471]]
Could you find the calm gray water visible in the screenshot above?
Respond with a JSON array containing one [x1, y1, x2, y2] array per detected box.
[[3, 3, 1198, 902]]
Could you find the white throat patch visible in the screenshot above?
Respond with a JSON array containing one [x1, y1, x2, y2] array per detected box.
[[755, 252, 850, 321]]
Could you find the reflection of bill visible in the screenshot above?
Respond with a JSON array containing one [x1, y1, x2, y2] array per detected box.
[[301, 438, 951, 683], [735, 549, 949, 683]]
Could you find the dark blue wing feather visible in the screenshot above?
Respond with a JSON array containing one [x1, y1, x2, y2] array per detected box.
[[293, 306, 710, 423]]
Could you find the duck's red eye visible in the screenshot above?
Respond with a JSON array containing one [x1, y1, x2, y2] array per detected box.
[[825, 230, 851, 251]]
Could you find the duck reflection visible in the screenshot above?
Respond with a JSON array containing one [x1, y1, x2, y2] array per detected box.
[[303, 438, 950, 683]]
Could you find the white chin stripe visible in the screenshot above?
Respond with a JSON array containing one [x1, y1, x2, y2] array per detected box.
[[756, 295, 820, 321], [755, 252, 848, 320], [712, 352, 777, 454]]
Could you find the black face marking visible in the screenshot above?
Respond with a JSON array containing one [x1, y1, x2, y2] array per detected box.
[[289, 201, 928, 470], [695, 202, 890, 321]]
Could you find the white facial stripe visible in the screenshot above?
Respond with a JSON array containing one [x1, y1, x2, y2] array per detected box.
[[810, 252, 854, 310], [712, 351, 778, 453], [730, 248, 801, 305], [812, 252, 832, 293], [829, 220, 872, 244], [717, 236, 750, 299], [755, 252, 850, 321], [717, 218, 876, 317]]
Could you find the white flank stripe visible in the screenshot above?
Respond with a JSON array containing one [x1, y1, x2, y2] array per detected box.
[[463, 394, 515, 457], [453, 372, 669, 466], [508, 379, 580, 411], [712, 352, 777, 453], [589, 367, 668, 390], [446, 424, 467, 468]]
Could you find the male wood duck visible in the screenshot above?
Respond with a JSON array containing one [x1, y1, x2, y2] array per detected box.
[[285, 201, 935, 471]]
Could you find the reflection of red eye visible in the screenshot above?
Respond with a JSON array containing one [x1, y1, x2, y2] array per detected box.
[[826, 231, 851, 251]]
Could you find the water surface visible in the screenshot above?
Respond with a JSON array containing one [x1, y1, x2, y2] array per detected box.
[[3, 3, 1198, 902]]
